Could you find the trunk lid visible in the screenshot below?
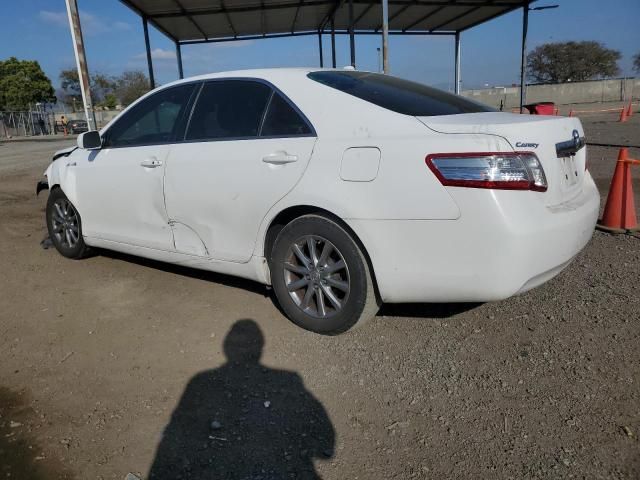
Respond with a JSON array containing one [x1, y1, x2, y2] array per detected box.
[[417, 112, 587, 206]]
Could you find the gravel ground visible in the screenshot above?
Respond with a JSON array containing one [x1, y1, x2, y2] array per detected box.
[[0, 110, 638, 480]]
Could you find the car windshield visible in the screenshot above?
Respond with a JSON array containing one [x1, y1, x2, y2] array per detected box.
[[307, 71, 494, 116]]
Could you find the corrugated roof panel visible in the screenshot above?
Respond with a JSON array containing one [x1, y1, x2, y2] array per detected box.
[[388, 5, 440, 31], [442, 6, 509, 31], [193, 13, 238, 38], [153, 16, 204, 41], [121, 0, 528, 41]]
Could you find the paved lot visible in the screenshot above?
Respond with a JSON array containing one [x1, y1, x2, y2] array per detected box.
[[1, 112, 639, 479]]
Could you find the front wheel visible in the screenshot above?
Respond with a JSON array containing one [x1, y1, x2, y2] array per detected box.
[[46, 188, 90, 259], [270, 215, 379, 335]]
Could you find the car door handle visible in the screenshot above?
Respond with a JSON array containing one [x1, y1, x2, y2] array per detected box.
[[140, 157, 163, 168], [262, 152, 298, 165]]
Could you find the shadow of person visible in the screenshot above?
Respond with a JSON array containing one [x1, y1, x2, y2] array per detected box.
[[148, 319, 335, 480]]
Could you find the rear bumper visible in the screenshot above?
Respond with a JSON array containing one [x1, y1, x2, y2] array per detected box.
[[349, 175, 599, 303]]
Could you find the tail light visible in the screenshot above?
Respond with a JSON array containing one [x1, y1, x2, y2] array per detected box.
[[426, 152, 547, 192]]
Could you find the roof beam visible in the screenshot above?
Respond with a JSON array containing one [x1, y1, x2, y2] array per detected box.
[[179, 29, 454, 46], [172, 0, 208, 40], [291, 0, 305, 32], [151, 1, 333, 18], [401, 3, 448, 31], [219, 0, 238, 37], [150, 0, 521, 17], [354, 0, 519, 4], [429, 3, 490, 31], [353, 3, 376, 26], [375, 0, 422, 31], [458, 0, 526, 31], [118, 0, 177, 42], [319, 0, 345, 31]]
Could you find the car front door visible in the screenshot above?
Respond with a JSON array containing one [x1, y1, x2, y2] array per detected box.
[[164, 79, 317, 262], [73, 83, 196, 250]]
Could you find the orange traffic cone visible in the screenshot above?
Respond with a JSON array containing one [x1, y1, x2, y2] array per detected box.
[[619, 106, 628, 122], [597, 148, 638, 233], [627, 101, 634, 118], [569, 109, 574, 117]]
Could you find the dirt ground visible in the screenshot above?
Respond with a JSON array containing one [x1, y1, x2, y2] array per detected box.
[[1, 109, 639, 480]]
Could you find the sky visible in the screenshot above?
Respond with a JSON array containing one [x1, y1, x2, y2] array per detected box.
[[1, 0, 639, 93]]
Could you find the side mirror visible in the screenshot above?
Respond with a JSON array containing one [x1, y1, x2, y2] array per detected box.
[[77, 131, 101, 150]]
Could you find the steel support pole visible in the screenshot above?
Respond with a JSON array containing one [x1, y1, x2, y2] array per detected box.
[[143, 17, 156, 89], [519, 3, 529, 113], [318, 31, 324, 67], [331, 18, 336, 68], [348, 0, 356, 67], [381, 0, 389, 73], [454, 31, 461, 94], [65, 0, 97, 130], [176, 41, 184, 79]]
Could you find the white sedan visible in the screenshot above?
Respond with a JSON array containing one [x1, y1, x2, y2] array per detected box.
[[42, 68, 599, 334]]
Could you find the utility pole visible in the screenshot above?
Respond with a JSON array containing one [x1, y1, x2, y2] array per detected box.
[[519, 4, 529, 113], [65, 0, 97, 131], [381, 0, 389, 73]]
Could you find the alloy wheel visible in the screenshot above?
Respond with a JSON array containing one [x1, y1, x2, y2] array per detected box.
[[283, 235, 350, 318], [50, 198, 80, 249]]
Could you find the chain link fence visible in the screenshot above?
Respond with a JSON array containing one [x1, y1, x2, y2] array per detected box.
[[0, 111, 57, 138]]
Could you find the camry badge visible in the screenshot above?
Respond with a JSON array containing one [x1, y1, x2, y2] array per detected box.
[[515, 142, 539, 149]]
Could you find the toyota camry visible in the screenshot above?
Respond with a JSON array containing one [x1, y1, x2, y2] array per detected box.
[[41, 68, 599, 334]]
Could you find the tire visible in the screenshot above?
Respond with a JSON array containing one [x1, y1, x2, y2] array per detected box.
[[46, 188, 90, 259], [270, 214, 379, 335]]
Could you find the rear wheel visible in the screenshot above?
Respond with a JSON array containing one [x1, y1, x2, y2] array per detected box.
[[46, 188, 89, 259], [270, 215, 379, 335]]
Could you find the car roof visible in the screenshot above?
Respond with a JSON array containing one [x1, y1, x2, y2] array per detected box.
[[102, 67, 427, 139], [161, 67, 345, 88]]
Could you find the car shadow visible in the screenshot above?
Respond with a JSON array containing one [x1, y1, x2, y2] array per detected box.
[[147, 319, 335, 479], [97, 249, 269, 297], [377, 302, 482, 319], [55, 243, 481, 321]]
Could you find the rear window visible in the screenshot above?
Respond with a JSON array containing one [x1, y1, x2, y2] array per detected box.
[[307, 71, 493, 116]]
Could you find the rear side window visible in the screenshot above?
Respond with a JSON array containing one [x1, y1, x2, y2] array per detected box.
[[186, 80, 272, 141], [104, 84, 195, 147], [307, 71, 493, 116], [261, 92, 312, 137]]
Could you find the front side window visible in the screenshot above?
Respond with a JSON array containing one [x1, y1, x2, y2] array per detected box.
[[307, 71, 493, 116], [103, 83, 195, 148], [185, 80, 272, 141]]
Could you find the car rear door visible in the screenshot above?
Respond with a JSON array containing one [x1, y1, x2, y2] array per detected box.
[[164, 79, 316, 262], [73, 83, 196, 250]]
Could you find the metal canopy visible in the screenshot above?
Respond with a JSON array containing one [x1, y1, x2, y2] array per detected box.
[[66, 0, 538, 131], [120, 0, 527, 43]]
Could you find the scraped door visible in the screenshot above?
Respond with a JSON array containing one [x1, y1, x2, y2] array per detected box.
[[163, 79, 317, 262]]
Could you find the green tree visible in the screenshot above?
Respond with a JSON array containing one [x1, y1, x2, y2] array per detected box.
[[114, 71, 150, 106], [59, 69, 149, 109], [633, 52, 640, 73], [59, 69, 118, 109], [527, 41, 621, 83], [0, 57, 55, 110], [102, 93, 118, 109], [59, 68, 82, 109]]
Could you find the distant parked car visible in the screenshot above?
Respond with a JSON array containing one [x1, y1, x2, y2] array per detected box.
[[67, 119, 88, 134], [40, 68, 599, 334]]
